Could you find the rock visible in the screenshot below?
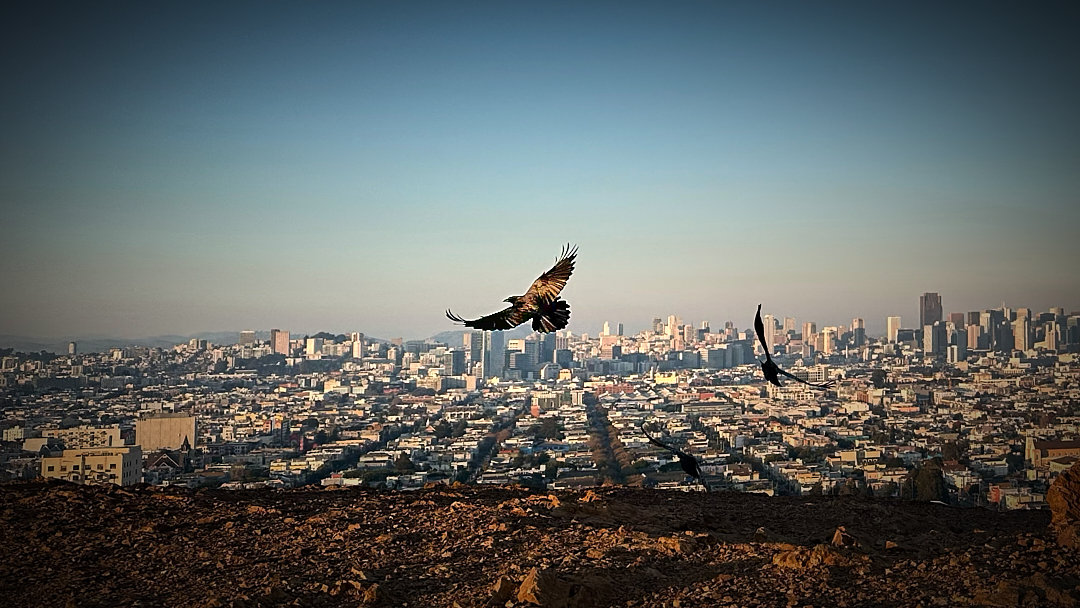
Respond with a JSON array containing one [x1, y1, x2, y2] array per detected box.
[[489, 576, 516, 605], [357, 583, 380, 605], [517, 567, 570, 608], [1048, 461, 1080, 549], [772, 544, 863, 569], [831, 527, 856, 547]]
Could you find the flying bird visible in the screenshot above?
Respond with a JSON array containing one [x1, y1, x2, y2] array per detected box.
[[446, 244, 577, 333], [754, 304, 836, 390], [641, 422, 708, 492]]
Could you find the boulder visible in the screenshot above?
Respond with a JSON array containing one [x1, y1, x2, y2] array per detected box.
[[517, 567, 570, 608], [1047, 461, 1080, 549]]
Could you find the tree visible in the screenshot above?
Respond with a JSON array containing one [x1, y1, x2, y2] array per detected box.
[[871, 369, 887, 389], [314, 430, 328, 445], [394, 453, 416, 473], [913, 462, 948, 502]]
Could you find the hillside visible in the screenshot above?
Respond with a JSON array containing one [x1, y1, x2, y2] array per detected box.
[[1, 481, 1077, 607]]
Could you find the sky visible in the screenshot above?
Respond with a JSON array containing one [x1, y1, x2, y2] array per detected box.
[[2, 1, 1079, 342]]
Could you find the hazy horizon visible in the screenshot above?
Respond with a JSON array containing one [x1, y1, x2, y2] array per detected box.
[[3, 2, 1079, 341]]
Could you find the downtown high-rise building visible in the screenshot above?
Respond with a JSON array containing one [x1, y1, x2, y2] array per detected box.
[[270, 329, 290, 355], [463, 331, 483, 363], [350, 332, 365, 359], [920, 292, 943, 328], [239, 330, 256, 345], [886, 316, 901, 343], [851, 318, 866, 347]]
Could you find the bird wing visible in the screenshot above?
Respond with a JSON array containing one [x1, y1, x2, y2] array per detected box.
[[524, 244, 577, 302], [642, 424, 686, 458], [446, 304, 529, 331], [777, 367, 835, 390], [754, 304, 772, 360]]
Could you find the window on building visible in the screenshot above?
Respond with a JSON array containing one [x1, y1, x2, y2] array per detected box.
[[47, 466, 54, 472], [60, 466, 67, 471], [110, 463, 116, 469], [97, 464, 104, 469], [72, 465, 80, 470], [110, 474, 117, 479]]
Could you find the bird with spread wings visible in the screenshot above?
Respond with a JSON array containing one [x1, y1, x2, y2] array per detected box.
[[641, 422, 708, 491], [446, 244, 577, 333], [755, 304, 836, 390]]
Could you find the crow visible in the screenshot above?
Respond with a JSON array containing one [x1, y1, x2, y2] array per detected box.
[[755, 304, 835, 390], [446, 244, 576, 333], [641, 422, 708, 492]]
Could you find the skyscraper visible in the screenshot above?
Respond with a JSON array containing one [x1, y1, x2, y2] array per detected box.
[[1013, 317, 1031, 351], [920, 293, 943, 328], [762, 313, 776, 353], [463, 331, 483, 363], [270, 329, 290, 355], [886, 316, 901, 343], [239, 330, 256, 345], [351, 333, 365, 359], [851, 318, 866, 347]]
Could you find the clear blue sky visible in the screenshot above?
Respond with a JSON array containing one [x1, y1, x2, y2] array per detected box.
[[2, 1, 1078, 341]]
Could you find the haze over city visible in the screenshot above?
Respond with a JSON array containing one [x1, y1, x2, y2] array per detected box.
[[2, 2, 1079, 342]]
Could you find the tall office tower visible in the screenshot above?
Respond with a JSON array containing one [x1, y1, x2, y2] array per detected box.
[[351, 333, 366, 359], [1043, 323, 1060, 350], [463, 331, 483, 363], [443, 349, 466, 375], [616, 323, 624, 336], [886, 316, 901, 343], [802, 322, 816, 341], [948, 312, 965, 326], [851, 318, 866, 347], [920, 293, 943, 328], [700, 321, 711, 331], [968, 311, 981, 326], [1050, 306, 1065, 318], [1013, 318, 1032, 351], [555, 334, 570, 350], [923, 322, 947, 357], [482, 331, 504, 378], [967, 324, 983, 350], [1016, 308, 1031, 322], [67, 341, 77, 356], [762, 313, 776, 352], [270, 329, 290, 355], [666, 315, 679, 336], [953, 327, 968, 360], [541, 332, 556, 363], [652, 318, 664, 333], [783, 317, 796, 336], [822, 327, 837, 354], [239, 330, 256, 345], [305, 337, 324, 357], [602, 321, 612, 336]]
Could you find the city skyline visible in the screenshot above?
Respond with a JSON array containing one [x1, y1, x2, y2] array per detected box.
[[4, 291, 1075, 353], [3, 3, 1079, 340]]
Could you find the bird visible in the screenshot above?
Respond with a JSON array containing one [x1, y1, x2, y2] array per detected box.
[[641, 422, 708, 492], [446, 244, 577, 333], [754, 303, 836, 390]]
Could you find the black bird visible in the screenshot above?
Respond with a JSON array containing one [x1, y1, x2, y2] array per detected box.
[[754, 303, 835, 390], [446, 244, 577, 333], [641, 422, 708, 492]]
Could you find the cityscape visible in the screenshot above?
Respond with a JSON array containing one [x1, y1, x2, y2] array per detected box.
[[3, 291, 1077, 511]]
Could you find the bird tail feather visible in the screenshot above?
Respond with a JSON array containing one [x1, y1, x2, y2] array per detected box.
[[532, 297, 570, 333]]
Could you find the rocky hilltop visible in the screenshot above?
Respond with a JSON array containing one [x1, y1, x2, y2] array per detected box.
[[2, 481, 1078, 608]]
